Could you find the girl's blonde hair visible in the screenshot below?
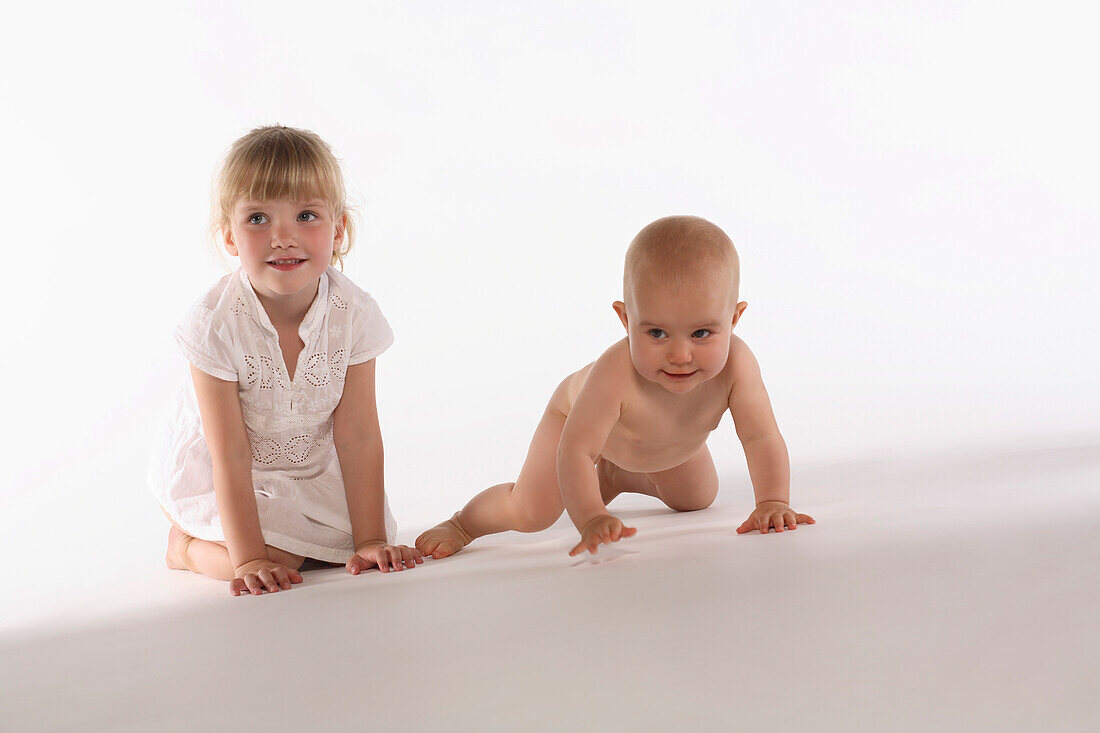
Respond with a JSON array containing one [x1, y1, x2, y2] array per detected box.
[[212, 125, 356, 268]]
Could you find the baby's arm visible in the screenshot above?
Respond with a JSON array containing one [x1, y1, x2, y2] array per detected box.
[[559, 356, 637, 556], [726, 339, 815, 534], [190, 366, 303, 595], [333, 359, 422, 574]]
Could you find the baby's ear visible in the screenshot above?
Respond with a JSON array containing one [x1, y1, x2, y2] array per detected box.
[[612, 301, 629, 330], [731, 301, 748, 328]]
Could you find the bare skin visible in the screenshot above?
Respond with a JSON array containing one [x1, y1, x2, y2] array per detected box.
[[416, 215, 815, 559]]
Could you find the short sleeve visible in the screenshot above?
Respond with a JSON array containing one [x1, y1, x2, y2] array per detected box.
[[174, 304, 239, 381], [348, 295, 395, 365]]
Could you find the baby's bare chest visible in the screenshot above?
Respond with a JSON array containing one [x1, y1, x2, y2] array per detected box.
[[601, 389, 728, 471]]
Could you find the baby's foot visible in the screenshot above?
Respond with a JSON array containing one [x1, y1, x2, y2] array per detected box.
[[165, 525, 193, 571], [415, 514, 474, 559]]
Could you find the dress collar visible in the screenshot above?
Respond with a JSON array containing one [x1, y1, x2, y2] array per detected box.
[[236, 267, 331, 342]]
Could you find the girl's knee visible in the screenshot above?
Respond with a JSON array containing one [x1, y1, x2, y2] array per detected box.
[[266, 545, 305, 570]]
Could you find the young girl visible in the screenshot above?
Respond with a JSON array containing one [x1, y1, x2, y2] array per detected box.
[[149, 125, 422, 597]]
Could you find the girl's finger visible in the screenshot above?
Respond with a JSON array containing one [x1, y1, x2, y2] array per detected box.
[[245, 574, 264, 595], [258, 568, 279, 592], [273, 567, 291, 589]]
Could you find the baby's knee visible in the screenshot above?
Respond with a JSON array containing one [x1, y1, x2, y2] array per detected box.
[[513, 502, 563, 533], [661, 488, 717, 513]]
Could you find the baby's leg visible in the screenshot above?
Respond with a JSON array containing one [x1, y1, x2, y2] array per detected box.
[[644, 445, 720, 512], [166, 525, 304, 581], [416, 406, 566, 558]]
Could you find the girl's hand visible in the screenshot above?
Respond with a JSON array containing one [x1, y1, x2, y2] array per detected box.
[[346, 541, 424, 575], [569, 514, 637, 557], [736, 501, 815, 535], [230, 559, 304, 597]]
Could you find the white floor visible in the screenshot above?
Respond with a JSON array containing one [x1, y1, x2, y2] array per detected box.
[[2, 437, 1097, 732]]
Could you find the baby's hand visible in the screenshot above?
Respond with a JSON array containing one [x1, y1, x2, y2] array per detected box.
[[230, 559, 304, 597], [346, 541, 424, 575], [737, 501, 815, 535], [569, 514, 637, 557]]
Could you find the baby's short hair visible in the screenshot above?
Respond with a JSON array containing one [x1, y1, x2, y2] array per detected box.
[[624, 215, 740, 302], [212, 125, 356, 267]]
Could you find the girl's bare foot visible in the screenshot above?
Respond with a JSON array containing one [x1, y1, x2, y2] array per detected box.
[[415, 514, 474, 559], [165, 525, 193, 570]]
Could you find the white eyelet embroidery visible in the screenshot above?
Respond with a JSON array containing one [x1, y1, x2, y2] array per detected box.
[[230, 297, 248, 317], [329, 349, 347, 381], [248, 431, 329, 466], [330, 294, 348, 310], [303, 353, 331, 386], [244, 354, 289, 390], [250, 436, 281, 465]]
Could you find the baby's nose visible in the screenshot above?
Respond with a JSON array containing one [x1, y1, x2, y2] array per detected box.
[[667, 343, 692, 364]]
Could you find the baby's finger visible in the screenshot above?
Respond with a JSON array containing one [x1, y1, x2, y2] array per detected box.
[[399, 546, 417, 569], [229, 578, 246, 597], [569, 538, 588, 556], [796, 513, 816, 525], [784, 512, 797, 530], [346, 554, 366, 575], [609, 523, 622, 542], [621, 525, 637, 538]]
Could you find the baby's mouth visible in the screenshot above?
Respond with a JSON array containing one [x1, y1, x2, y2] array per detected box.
[[661, 370, 698, 380]]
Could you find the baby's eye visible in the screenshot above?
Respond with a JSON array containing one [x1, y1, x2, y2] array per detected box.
[[297, 211, 318, 223], [692, 329, 712, 339], [247, 213, 268, 225], [647, 329, 667, 339]]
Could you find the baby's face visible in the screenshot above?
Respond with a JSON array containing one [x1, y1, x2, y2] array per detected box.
[[616, 274, 745, 394]]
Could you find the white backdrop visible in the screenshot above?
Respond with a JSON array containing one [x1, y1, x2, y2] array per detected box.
[[2, 1, 1097, 619]]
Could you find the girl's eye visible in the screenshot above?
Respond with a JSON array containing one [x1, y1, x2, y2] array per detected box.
[[247, 213, 267, 225], [298, 211, 318, 223], [692, 329, 711, 339], [648, 329, 667, 339]]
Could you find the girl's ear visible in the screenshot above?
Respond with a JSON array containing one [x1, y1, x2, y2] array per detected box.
[[333, 213, 347, 250], [222, 227, 239, 257], [612, 301, 629, 330]]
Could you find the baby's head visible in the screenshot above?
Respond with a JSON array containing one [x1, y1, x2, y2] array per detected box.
[[212, 125, 355, 268], [613, 216, 748, 393]]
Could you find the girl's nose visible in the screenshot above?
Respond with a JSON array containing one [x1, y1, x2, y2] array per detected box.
[[271, 224, 295, 248]]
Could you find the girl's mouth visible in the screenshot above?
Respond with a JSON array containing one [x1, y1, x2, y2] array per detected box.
[[267, 259, 306, 271]]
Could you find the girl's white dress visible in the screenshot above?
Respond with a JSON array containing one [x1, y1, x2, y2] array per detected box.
[[148, 267, 396, 562]]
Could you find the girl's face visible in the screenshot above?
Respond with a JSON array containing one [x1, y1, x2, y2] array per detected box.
[[224, 198, 343, 305]]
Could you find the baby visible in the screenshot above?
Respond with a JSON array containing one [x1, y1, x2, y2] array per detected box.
[[417, 215, 814, 558]]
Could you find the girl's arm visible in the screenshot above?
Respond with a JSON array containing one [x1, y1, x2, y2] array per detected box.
[[333, 359, 421, 573], [189, 365, 270, 568]]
